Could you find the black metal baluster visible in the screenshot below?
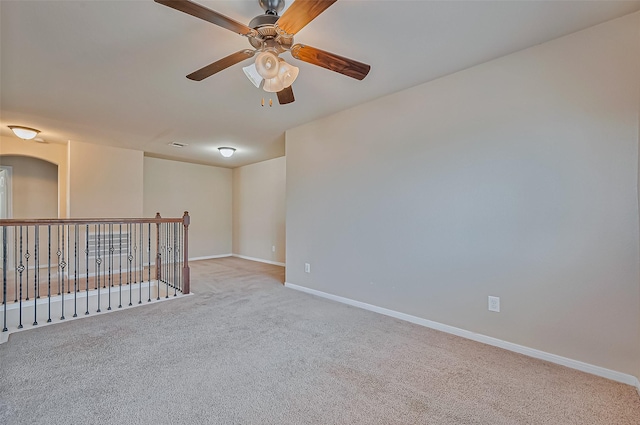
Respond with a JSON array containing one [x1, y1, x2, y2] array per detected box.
[[18, 226, 24, 328], [173, 223, 178, 296], [36, 227, 41, 299], [138, 223, 142, 304], [164, 223, 171, 298], [176, 223, 180, 292], [57, 226, 61, 295], [108, 223, 112, 311], [66, 224, 71, 294], [33, 226, 38, 325], [25, 228, 29, 301], [118, 224, 122, 309], [128, 223, 132, 307], [156, 220, 161, 301], [162, 222, 166, 293], [73, 225, 78, 318], [47, 225, 51, 323], [35, 226, 39, 300], [96, 224, 101, 313], [2, 226, 8, 332], [169, 223, 178, 297], [14, 229, 17, 303], [167, 223, 173, 294], [147, 223, 151, 302], [60, 225, 66, 320], [167, 223, 171, 292], [101, 224, 106, 289], [133, 224, 137, 284], [177, 223, 182, 292], [85, 225, 89, 316]]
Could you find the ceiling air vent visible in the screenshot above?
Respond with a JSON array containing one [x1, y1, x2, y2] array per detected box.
[[169, 142, 188, 148]]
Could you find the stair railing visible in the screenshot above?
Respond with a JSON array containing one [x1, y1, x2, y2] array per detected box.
[[1, 212, 190, 333]]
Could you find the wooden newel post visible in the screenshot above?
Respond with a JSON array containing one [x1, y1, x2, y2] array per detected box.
[[182, 211, 190, 294], [155, 212, 162, 283]]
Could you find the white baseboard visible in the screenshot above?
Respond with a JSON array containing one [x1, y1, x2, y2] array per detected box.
[[232, 254, 285, 267], [284, 282, 640, 389], [189, 254, 232, 262]]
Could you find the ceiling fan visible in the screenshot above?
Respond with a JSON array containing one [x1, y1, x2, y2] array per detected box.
[[155, 0, 371, 105]]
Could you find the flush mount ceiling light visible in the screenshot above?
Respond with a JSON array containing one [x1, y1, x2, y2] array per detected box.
[[8, 125, 40, 140], [218, 147, 236, 158]]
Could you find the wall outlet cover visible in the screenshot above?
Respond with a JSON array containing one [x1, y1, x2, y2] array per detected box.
[[488, 296, 500, 312]]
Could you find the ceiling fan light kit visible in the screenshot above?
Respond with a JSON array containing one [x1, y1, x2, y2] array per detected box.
[[155, 0, 371, 105]]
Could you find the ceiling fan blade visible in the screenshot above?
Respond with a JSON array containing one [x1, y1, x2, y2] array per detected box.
[[276, 0, 337, 35], [277, 86, 295, 105], [155, 0, 256, 37], [186, 50, 255, 81], [290, 44, 370, 80]]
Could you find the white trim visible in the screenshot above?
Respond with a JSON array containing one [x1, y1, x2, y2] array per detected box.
[[284, 282, 640, 388], [189, 254, 232, 262], [232, 254, 285, 267]]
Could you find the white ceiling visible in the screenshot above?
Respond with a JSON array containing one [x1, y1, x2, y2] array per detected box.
[[2, 0, 639, 168]]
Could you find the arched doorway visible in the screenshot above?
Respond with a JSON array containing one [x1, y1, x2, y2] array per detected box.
[[0, 155, 58, 219]]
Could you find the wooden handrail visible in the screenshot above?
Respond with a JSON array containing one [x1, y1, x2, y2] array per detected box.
[[0, 217, 184, 226]]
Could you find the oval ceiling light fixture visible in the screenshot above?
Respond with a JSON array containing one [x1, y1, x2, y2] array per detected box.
[[8, 125, 40, 140], [218, 147, 236, 158]]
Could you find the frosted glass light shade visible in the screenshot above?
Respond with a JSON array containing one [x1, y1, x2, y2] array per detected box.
[[218, 147, 236, 158], [278, 61, 299, 88], [243, 63, 263, 88], [263, 76, 285, 93], [8, 125, 40, 140], [254, 51, 280, 79]]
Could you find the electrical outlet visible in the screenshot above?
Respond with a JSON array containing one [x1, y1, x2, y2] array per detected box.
[[488, 296, 500, 312], [272, 245, 276, 252], [304, 263, 311, 273]]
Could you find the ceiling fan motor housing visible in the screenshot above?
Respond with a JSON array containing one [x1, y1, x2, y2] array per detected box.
[[248, 13, 292, 52]]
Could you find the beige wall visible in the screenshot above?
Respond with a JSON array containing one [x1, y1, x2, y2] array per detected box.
[[143, 156, 232, 259], [286, 12, 640, 378], [0, 155, 57, 218], [0, 136, 68, 217], [232, 156, 286, 265], [68, 140, 143, 218]]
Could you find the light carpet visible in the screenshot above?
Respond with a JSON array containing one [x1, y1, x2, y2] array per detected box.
[[1, 257, 639, 424]]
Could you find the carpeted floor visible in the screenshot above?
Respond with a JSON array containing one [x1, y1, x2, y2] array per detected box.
[[1, 257, 639, 424]]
